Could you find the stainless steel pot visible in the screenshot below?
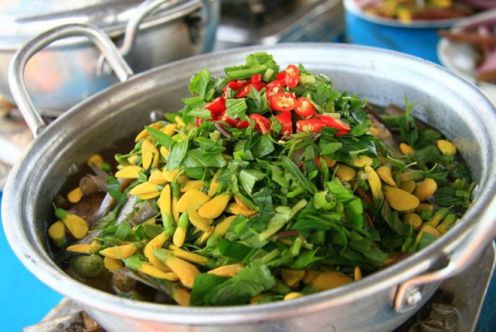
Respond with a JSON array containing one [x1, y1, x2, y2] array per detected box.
[[0, 0, 219, 115], [3, 23, 496, 332]]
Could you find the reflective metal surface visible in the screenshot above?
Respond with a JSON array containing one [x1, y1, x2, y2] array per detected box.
[[215, 0, 343, 48], [0, 0, 218, 114], [4, 42, 496, 332]]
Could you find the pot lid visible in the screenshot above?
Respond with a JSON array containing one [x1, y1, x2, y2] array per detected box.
[[0, 0, 201, 49]]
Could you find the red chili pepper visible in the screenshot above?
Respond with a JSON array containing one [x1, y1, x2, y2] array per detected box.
[[294, 97, 316, 118], [275, 71, 286, 83], [268, 92, 296, 112], [252, 82, 266, 91], [228, 79, 249, 90], [296, 119, 326, 133], [266, 81, 284, 98], [274, 111, 293, 135], [251, 74, 262, 84], [206, 97, 226, 117], [285, 65, 299, 88], [236, 84, 252, 98], [316, 115, 350, 136], [195, 118, 203, 126], [249, 114, 271, 134], [222, 114, 249, 129]]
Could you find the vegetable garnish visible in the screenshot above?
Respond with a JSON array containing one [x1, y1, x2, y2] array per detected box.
[[48, 53, 474, 307]]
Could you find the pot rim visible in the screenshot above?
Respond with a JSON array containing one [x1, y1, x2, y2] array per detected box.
[[3, 43, 496, 325]]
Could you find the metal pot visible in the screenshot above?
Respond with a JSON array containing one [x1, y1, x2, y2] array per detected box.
[[4, 24, 496, 332], [0, 0, 219, 115]]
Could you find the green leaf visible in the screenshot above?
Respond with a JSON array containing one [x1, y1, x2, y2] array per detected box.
[[326, 180, 355, 202], [183, 148, 226, 168], [146, 127, 174, 150], [203, 261, 276, 305], [189, 69, 212, 99], [226, 99, 248, 119], [252, 134, 275, 158], [281, 156, 316, 194], [188, 108, 212, 119], [381, 201, 411, 237], [239, 169, 265, 195], [190, 274, 227, 306], [319, 142, 342, 156], [415, 233, 438, 251], [115, 223, 132, 240], [290, 249, 320, 269], [106, 176, 126, 203], [166, 138, 189, 170], [218, 239, 254, 262]]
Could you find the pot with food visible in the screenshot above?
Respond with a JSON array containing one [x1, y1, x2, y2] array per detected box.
[[3, 23, 496, 332]]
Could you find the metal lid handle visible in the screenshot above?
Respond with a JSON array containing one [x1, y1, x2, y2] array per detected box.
[[8, 23, 134, 136], [96, 0, 183, 75]]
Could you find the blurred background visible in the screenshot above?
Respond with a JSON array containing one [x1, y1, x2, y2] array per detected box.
[[0, 0, 495, 331]]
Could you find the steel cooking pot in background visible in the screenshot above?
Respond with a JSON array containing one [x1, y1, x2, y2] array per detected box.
[[0, 0, 219, 115], [4, 23, 496, 332]]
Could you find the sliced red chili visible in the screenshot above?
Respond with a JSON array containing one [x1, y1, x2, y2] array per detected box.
[[249, 114, 271, 134], [236, 120, 250, 129], [206, 97, 226, 117], [316, 115, 351, 136], [228, 79, 249, 90], [252, 82, 265, 91], [275, 71, 286, 83], [195, 118, 203, 126], [294, 97, 316, 118], [285, 65, 300, 88], [274, 111, 293, 135], [223, 115, 249, 129], [296, 119, 326, 133], [266, 81, 284, 98], [236, 84, 252, 98], [251, 74, 262, 84], [268, 92, 296, 112]]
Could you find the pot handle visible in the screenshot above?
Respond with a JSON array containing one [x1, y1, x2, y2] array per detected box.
[[8, 23, 134, 136], [96, 0, 189, 75], [394, 195, 496, 312]]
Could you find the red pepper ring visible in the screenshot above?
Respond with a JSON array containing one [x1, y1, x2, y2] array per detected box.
[[294, 97, 317, 118], [206, 97, 226, 117], [222, 113, 249, 129], [275, 71, 286, 85], [296, 119, 326, 133], [316, 115, 351, 136], [249, 113, 272, 134], [228, 79, 249, 90], [285, 64, 300, 88], [266, 81, 284, 99], [268, 92, 297, 112], [251, 74, 262, 84], [273, 111, 293, 135]]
